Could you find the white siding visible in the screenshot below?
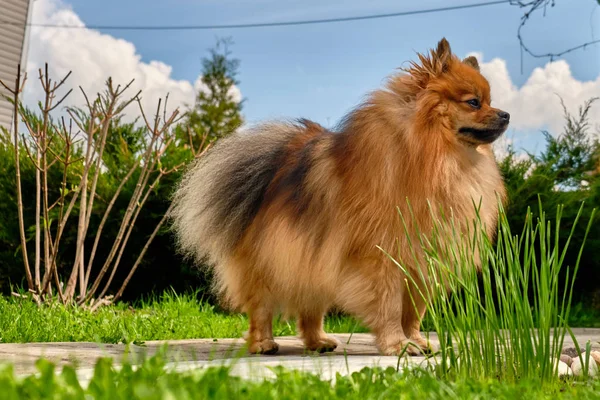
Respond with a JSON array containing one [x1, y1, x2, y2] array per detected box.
[[0, 0, 31, 133]]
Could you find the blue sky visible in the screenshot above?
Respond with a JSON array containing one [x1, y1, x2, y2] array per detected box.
[[26, 0, 600, 154]]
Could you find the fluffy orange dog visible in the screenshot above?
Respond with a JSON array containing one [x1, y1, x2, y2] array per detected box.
[[171, 38, 508, 356]]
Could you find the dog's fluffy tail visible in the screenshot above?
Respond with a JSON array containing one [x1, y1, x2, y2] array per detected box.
[[170, 123, 296, 265]]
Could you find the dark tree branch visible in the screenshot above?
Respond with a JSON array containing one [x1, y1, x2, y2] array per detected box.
[[510, 1, 600, 72]]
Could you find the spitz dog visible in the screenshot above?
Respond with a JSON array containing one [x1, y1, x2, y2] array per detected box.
[[171, 38, 508, 355]]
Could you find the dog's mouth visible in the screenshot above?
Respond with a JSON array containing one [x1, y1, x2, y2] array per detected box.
[[458, 123, 508, 145]]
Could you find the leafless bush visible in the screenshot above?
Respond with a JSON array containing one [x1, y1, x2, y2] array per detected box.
[[0, 64, 210, 307]]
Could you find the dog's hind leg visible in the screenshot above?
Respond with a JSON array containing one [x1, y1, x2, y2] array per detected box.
[[297, 308, 341, 353], [218, 257, 279, 355], [244, 302, 279, 355]]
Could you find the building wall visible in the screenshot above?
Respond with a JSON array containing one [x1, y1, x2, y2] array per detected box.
[[0, 0, 32, 133]]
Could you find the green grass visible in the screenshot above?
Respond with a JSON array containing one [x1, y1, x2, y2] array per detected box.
[[387, 200, 597, 383], [0, 291, 367, 344], [2, 351, 600, 400], [0, 290, 595, 345], [568, 303, 600, 328]]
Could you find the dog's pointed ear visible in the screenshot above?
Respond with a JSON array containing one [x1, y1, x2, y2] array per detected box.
[[435, 38, 451, 60], [406, 38, 454, 89], [463, 56, 480, 71], [434, 38, 452, 72]]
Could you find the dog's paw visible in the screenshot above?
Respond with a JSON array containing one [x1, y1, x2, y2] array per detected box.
[[409, 336, 439, 354], [304, 335, 341, 353], [380, 339, 430, 356], [248, 339, 279, 355]]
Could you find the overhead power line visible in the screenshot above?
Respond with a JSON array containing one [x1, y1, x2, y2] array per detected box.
[[3, 0, 510, 31]]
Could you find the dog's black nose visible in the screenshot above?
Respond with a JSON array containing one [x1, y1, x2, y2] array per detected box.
[[498, 111, 510, 121]]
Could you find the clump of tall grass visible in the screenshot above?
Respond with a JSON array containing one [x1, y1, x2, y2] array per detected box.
[[386, 200, 596, 383]]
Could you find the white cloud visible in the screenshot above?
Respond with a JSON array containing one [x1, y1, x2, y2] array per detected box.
[[467, 52, 600, 135], [491, 135, 514, 160], [24, 0, 240, 123], [492, 134, 531, 163]]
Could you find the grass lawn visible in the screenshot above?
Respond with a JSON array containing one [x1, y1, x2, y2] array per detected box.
[[2, 353, 600, 400], [0, 290, 597, 345], [0, 291, 369, 344], [2, 293, 598, 400]]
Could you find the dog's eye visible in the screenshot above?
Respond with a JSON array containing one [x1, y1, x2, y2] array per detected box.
[[466, 99, 481, 109]]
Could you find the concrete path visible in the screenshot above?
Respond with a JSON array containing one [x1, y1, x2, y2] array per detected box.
[[1, 329, 599, 384]]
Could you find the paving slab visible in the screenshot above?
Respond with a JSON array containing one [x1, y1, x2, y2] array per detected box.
[[1, 329, 599, 384], [1, 333, 380, 375]]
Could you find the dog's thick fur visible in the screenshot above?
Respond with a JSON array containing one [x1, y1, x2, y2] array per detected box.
[[171, 38, 508, 355]]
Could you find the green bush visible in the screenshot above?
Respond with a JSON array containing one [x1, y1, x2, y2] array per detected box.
[[499, 98, 600, 306]]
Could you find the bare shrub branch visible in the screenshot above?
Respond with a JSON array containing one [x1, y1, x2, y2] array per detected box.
[[0, 64, 33, 289], [4, 64, 206, 307]]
